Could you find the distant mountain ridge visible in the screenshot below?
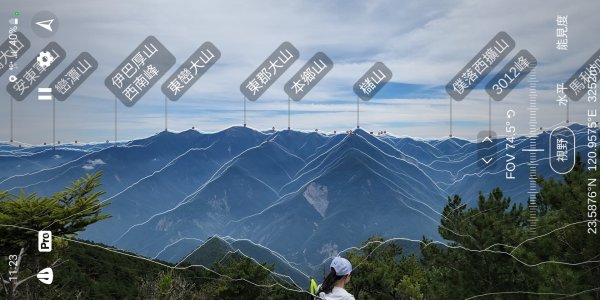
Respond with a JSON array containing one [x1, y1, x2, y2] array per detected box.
[[0, 123, 589, 286], [181, 235, 309, 287]]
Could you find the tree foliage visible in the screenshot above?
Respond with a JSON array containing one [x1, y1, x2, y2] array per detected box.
[[421, 189, 533, 299], [138, 270, 199, 300], [346, 236, 425, 299], [420, 151, 600, 299], [195, 253, 307, 299], [0, 172, 110, 300], [531, 152, 600, 296]]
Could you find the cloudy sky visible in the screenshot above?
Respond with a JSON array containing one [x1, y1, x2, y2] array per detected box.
[[1, 0, 599, 144]]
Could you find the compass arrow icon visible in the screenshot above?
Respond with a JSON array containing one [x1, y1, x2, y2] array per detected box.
[[36, 19, 54, 32]]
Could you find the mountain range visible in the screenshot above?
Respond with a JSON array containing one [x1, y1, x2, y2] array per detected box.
[[0, 124, 588, 285]]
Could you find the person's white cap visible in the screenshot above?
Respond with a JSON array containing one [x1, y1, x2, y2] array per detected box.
[[330, 256, 352, 276]]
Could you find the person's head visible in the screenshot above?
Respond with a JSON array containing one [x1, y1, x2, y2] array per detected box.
[[317, 256, 352, 294]]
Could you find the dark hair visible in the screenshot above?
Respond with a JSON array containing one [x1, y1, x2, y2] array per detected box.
[[317, 267, 346, 295]]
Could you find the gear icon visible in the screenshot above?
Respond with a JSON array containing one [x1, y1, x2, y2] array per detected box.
[[36, 51, 55, 68]]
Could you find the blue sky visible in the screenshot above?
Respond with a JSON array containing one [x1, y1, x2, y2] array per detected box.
[[1, 0, 599, 144]]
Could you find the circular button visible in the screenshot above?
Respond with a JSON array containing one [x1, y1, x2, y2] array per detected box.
[[31, 11, 59, 38]]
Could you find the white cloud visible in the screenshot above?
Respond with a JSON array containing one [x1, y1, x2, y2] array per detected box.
[[82, 158, 106, 170], [1, 0, 598, 143]]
